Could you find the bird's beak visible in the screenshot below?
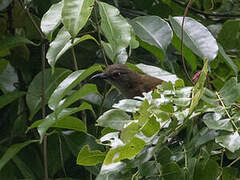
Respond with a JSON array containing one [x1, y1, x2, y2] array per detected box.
[[91, 72, 108, 80]]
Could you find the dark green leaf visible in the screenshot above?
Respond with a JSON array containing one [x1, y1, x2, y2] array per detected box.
[[0, 140, 39, 171], [0, 91, 25, 109]]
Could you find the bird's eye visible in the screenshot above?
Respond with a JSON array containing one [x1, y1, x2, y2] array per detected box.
[[112, 72, 121, 79]]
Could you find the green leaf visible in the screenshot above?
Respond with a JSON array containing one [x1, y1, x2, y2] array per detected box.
[[0, 91, 25, 109], [46, 27, 71, 71], [137, 37, 165, 62], [55, 83, 98, 114], [62, 0, 95, 38], [97, 109, 131, 130], [40, 1, 63, 40], [0, 140, 39, 171], [48, 65, 102, 111], [169, 16, 218, 61], [103, 137, 145, 165], [218, 19, 240, 51], [216, 132, 240, 152], [136, 63, 178, 83], [0, 61, 18, 93], [112, 99, 142, 113], [28, 103, 91, 142], [131, 16, 172, 52], [219, 77, 240, 105], [26, 68, 72, 120], [162, 162, 184, 180], [171, 33, 197, 70], [189, 59, 208, 115], [203, 113, 233, 132], [54, 116, 86, 132], [218, 43, 238, 76], [222, 167, 238, 180], [0, 36, 37, 51], [47, 32, 98, 72], [101, 41, 114, 61], [0, 58, 8, 75], [77, 145, 106, 166], [194, 159, 219, 180], [98, 2, 131, 63]]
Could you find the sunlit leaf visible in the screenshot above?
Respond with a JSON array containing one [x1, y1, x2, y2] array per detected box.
[[131, 16, 172, 54], [48, 65, 102, 111], [169, 16, 218, 61], [77, 145, 106, 166], [97, 109, 131, 130], [62, 0, 95, 38], [40, 1, 63, 40], [216, 132, 240, 152], [136, 63, 178, 83], [98, 2, 131, 63]]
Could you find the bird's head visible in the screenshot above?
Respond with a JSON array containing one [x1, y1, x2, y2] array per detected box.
[[92, 64, 163, 98]]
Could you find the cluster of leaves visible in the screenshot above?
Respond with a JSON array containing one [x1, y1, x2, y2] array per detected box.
[[0, 0, 240, 179]]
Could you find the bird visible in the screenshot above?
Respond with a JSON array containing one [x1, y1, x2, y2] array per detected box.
[[91, 64, 164, 98]]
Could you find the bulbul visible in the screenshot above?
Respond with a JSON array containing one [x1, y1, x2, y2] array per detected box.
[[92, 64, 163, 98]]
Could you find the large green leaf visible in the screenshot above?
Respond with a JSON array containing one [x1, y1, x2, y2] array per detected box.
[[77, 145, 106, 166], [219, 77, 240, 105], [203, 113, 233, 132], [55, 83, 98, 114], [97, 109, 131, 130], [0, 140, 39, 171], [26, 68, 72, 120], [169, 16, 218, 61], [62, 0, 95, 38], [216, 132, 240, 152], [46, 27, 71, 71], [0, 91, 25, 109], [0, 36, 37, 51], [103, 137, 145, 165], [40, 1, 63, 40], [46, 27, 98, 71], [218, 44, 238, 76], [48, 65, 102, 111], [218, 19, 240, 51], [136, 63, 178, 82], [130, 16, 172, 52], [98, 2, 131, 63]]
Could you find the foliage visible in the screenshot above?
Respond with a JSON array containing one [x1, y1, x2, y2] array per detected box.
[[0, 0, 240, 179]]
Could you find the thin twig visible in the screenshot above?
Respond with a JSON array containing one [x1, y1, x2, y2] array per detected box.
[[58, 135, 67, 177], [172, 0, 240, 18], [216, 92, 238, 131], [18, 0, 45, 39], [227, 156, 240, 167], [94, 3, 108, 66], [71, 46, 78, 71], [181, 0, 194, 85]]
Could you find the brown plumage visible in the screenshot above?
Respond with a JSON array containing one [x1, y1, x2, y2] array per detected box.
[[92, 64, 164, 98]]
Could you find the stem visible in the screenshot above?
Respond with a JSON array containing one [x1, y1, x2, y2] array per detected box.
[[94, 3, 108, 66], [18, 0, 45, 39], [58, 135, 67, 176], [216, 92, 238, 131], [71, 46, 78, 71], [181, 0, 194, 85]]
